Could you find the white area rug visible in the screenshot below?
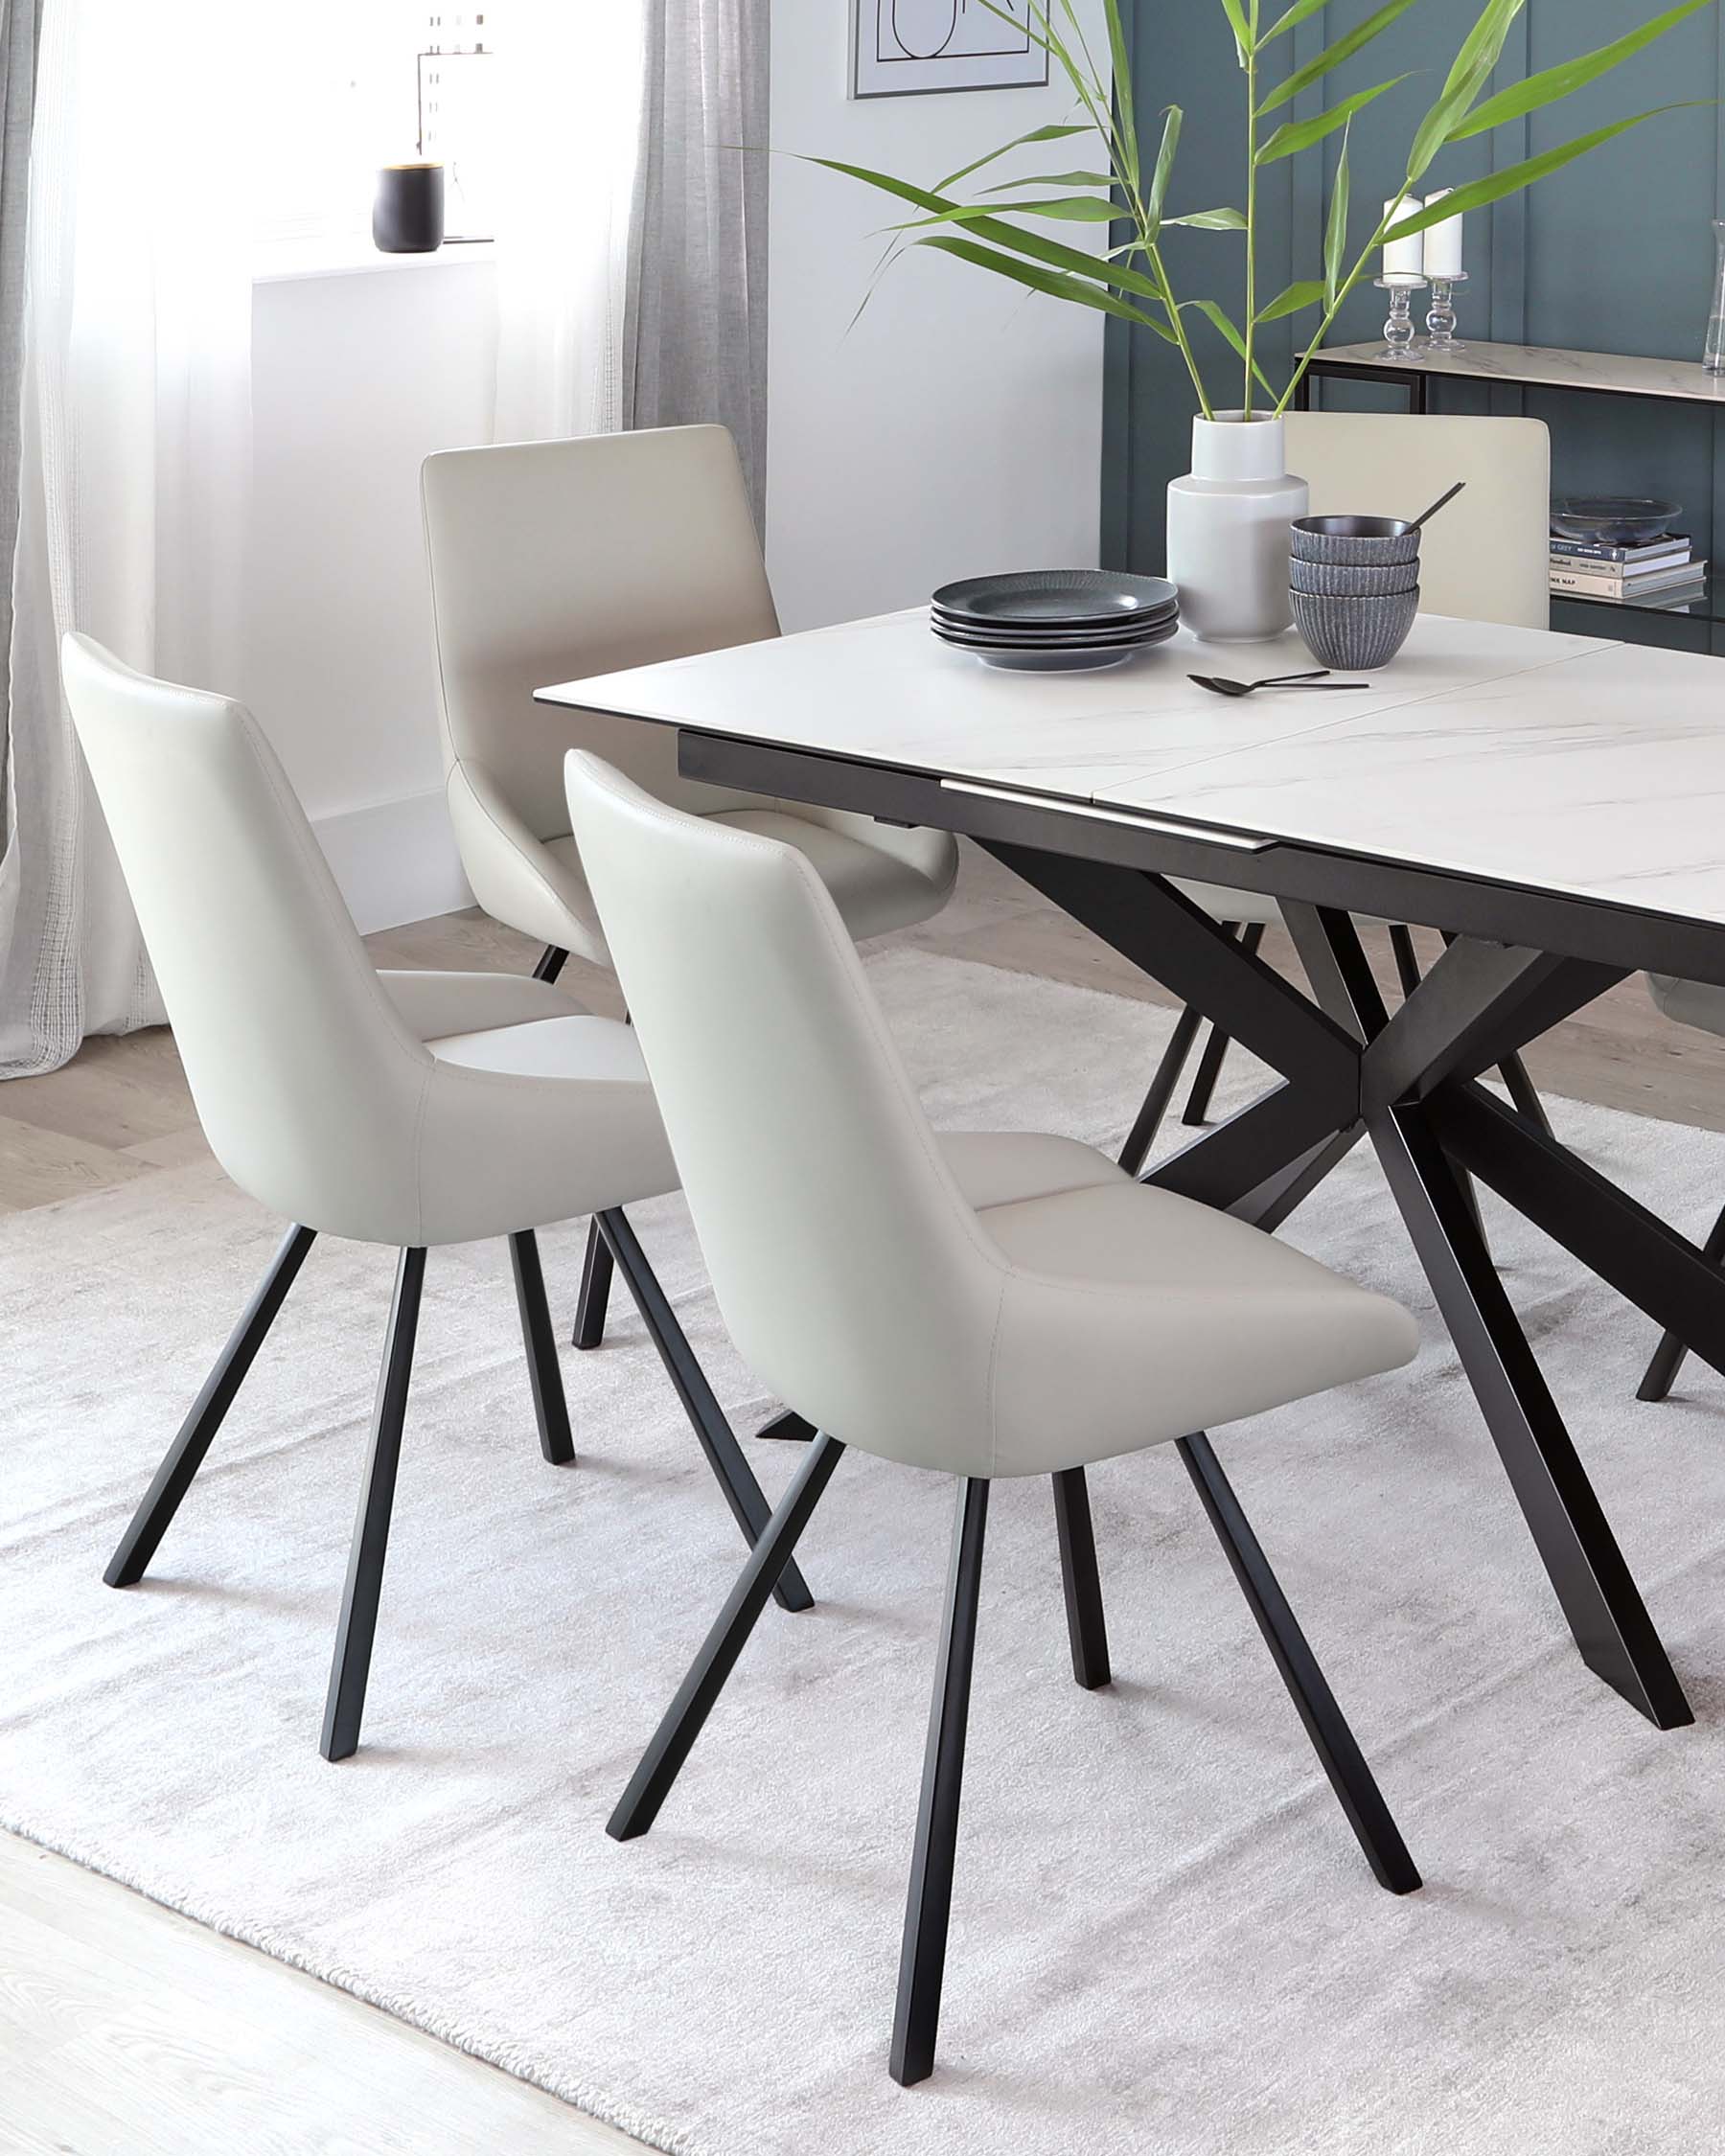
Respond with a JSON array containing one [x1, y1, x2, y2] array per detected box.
[[6, 950, 1725, 2155]]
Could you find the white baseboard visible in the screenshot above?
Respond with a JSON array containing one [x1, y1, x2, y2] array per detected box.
[[311, 789, 473, 935]]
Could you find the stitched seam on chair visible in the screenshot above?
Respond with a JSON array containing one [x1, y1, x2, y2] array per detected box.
[[983, 1271, 1008, 1478]]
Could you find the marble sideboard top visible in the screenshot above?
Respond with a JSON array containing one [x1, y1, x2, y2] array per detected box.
[[1313, 339, 1725, 404]]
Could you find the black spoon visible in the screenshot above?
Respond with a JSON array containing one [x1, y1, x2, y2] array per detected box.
[[1188, 669, 1370, 698]]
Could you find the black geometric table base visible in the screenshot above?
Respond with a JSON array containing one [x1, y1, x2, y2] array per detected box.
[[983, 842, 1695, 1732]]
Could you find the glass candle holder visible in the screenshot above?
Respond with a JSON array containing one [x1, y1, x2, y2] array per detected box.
[[1705, 219, 1725, 374], [1424, 270, 1469, 354], [1375, 274, 1428, 361]]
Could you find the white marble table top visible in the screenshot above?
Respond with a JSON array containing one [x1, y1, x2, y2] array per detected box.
[[1314, 338, 1725, 405], [540, 607, 1725, 929]]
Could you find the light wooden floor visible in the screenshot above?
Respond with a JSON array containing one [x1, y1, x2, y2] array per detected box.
[[5, 840, 1723, 2152]]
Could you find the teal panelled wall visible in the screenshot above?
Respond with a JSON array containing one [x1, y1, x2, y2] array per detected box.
[[1102, 0, 1725, 654]]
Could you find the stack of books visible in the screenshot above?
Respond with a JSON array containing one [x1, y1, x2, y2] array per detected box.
[[1550, 533, 1709, 608]]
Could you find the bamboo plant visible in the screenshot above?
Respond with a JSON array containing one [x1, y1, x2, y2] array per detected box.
[[816, 0, 1713, 421]]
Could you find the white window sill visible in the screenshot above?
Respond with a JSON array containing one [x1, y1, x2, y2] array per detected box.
[[253, 237, 496, 286]]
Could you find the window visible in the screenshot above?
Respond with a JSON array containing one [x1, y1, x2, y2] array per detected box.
[[254, 5, 501, 258]]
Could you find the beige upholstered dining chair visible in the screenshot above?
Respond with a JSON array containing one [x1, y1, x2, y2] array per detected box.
[[62, 634, 812, 1767], [565, 747, 1422, 2087], [1131, 409, 1553, 1165], [422, 426, 960, 1356]]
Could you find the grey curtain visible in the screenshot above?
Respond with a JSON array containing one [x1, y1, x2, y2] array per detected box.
[[0, 0, 43, 848], [622, 0, 769, 527]]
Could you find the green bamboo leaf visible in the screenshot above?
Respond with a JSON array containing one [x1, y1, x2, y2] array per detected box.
[[934, 123, 1093, 196], [1450, 0, 1713, 141], [979, 170, 1116, 193], [981, 0, 1101, 114], [1406, 0, 1525, 176], [1183, 300, 1276, 398], [1262, 0, 1329, 42], [1388, 103, 1710, 240], [803, 156, 1166, 298], [1255, 76, 1411, 163], [1101, 0, 1140, 181], [884, 198, 1117, 233], [1258, 0, 1419, 114], [1254, 278, 1326, 322], [1323, 124, 1351, 310], [1143, 104, 1183, 241], [1218, 0, 1254, 65], [957, 195, 1122, 222], [914, 233, 1176, 337], [1163, 206, 1249, 228]]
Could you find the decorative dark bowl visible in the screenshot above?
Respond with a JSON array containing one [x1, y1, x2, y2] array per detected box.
[[1290, 557, 1421, 597], [1291, 515, 1422, 567], [1549, 495, 1681, 545], [1290, 585, 1419, 670]]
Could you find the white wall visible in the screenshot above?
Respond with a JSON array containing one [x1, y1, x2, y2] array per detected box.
[[241, 12, 1110, 929], [766, 3, 1108, 631]]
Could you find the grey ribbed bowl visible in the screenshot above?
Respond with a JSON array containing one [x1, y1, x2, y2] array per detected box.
[[1289, 556, 1421, 598], [1291, 515, 1422, 567], [1290, 584, 1419, 669]]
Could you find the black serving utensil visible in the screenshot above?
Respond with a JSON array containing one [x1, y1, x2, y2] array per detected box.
[[1408, 479, 1466, 531], [1187, 668, 1370, 698]]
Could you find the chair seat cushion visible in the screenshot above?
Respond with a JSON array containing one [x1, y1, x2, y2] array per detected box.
[[707, 809, 944, 943], [938, 1129, 1417, 1476], [543, 806, 946, 957], [1172, 878, 1282, 929], [939, 1131, 1126, 1212], [1646, 972, 1725, 1038], [427, 1012, 651, 1084]]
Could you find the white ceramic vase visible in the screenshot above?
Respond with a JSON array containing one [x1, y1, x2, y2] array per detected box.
[[1166, 411, 1308, 644]]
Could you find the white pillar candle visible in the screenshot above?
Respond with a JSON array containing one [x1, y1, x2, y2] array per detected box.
[[1383, 195, 1424, 277], [1422, 187, 1463, 278]]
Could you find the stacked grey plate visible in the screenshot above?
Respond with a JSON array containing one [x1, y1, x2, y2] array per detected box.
[[1289, 516, 1419, 669], [932, 570, 1180, 673]]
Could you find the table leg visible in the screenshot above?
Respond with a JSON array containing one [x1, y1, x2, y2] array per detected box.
[[1286, 902, 1690, 1730]]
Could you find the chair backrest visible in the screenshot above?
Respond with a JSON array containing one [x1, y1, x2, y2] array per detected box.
[[61, 633, 433, 1233], [422, 426, 777, 845], [1283, 410, 1550, 630], [564, 749, 1005, 1468]]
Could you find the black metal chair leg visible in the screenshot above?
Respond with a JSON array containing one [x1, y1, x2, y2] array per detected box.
[[105, 1225, 318, 1589], [608, 1434, 845, 1841], [890, 1477, 990, 2088], [1177, 1434, 1420, 1896], [322, 1247, 426, 1763], [1119, 1002, 1205, 1176], [533, 944, 567, 983], [508, 1230, 575, 1466], [596, 1207, 813, 1612], [1388, 922, 1423, 1000], [1051, 1468, 1109, 1689], [571, 1216, 614, 1350], [1181, 922, 1262, 1128], [1639, 1195, 1725, 1402]]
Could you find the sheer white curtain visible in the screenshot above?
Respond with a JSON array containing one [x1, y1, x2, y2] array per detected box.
[[0, 0, 254, 1076], [491, 4, 647, 442]]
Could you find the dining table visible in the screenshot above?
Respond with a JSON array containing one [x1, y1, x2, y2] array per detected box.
[[540, 607, 1725, 1735]]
